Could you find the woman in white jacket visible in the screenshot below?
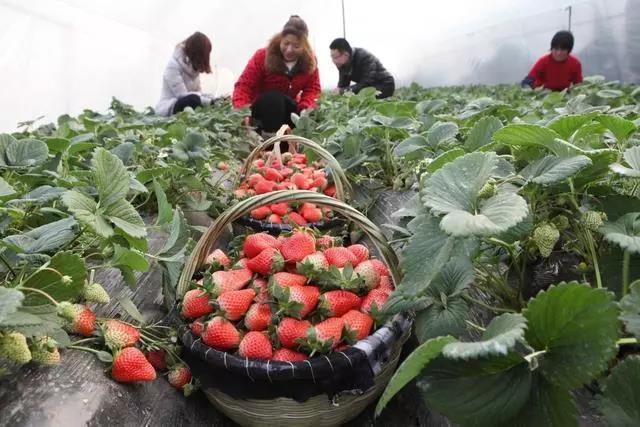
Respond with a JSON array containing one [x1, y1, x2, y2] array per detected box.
[[156, 32, 214, 116]]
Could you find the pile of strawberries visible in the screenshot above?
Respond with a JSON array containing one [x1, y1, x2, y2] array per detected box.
[[181, 230, 394, 361], [234, 152, 338, 226]]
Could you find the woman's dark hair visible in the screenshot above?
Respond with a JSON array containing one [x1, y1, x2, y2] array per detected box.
[[329, 38, 352, 55], [551, 30, 574, 52], [283, 15, 308, 37], [183, 32, 212, 73]]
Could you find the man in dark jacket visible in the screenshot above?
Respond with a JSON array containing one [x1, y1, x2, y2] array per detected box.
[[329, 38, 395, 99]]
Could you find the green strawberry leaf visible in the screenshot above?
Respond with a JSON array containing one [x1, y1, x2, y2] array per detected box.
[[520, 155, 592, 185], [620, 281, 640, 339], [596, 355, 640, 427], [610, 145, 640, 177], [0, 288, 24, 323], [22, 251, 87, 306], [601, 213, 640, 254]]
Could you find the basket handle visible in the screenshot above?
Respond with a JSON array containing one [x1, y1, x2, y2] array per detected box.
[[234, 135, 352, 201], [176, 190, 400, 300]]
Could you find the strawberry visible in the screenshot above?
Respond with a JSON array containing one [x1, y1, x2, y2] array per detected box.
[[253, 159, 265, 168], [243, 233, 281, 258], [0, 332, 32, 364], [361, 289, 389, 314], [298, 252, 329, 272], [272, 272, 308, 288], [211, 269, 253, 295], [271, 348, 308, 362], [250, 205, 272, 219], [324, 184, 337, 197], [317, 235, 339, 250], [310, 176, 328, 190], [370, 259, 390, 277], [252, 278, 270, 303], [205, 249, 231, 269], [233, 189, 248, 199], [291, 173, 310, 190], [215, 289, 256, 320], [377, 275, 394, 294], [301, 207, 323, 223], [168, 365, 192, 391], [267, 214, 283, 224], [354, 260, 381, 291], [342, 310, 374, 343], [57, 302, 96, 337], [255, 180, 277, 195], [244, 303, 272, 331], [305, 317, 344, 354], [264, 168, 283, 182], [145, 350, 167, 370], [102, 320, 140, 350], [181, 289, 213, 319], [239, 331, 273, 360], [246, 247, 284, 275], [318, 290, 361, 317], [217, 161, 229, 171], [324, 247, 358, 268], [273, 285, 320, 319], [280, 167, 293, 178], [82, 282, 110, 304], [30, 337, 60, 366], [276, 318, 311, 349], [293, 153, 307, 163], [347, 244, 369, 266], [270, 202, 290, 216], [234, 258, 249, 269], [248, 173, 264, 187], [281, 231, 316, 262], [202, 316, 241, 350], [283, 212, 305, 226], [112, 347, 157, 383]]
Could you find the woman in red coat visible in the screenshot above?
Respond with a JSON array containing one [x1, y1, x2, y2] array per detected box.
[[233, 16, 321, 134]]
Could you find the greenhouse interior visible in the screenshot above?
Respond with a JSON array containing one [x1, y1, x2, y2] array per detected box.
[[1, 0, 640, 426]]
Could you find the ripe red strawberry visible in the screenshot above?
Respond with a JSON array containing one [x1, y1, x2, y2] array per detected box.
[[246, 247, 284, 275], [211, 268, 253, 295], [111, 347, 157, 383], [281, 231, 316, 262], [354, 260, 381, 290], [342, 310, 374, 343], [272, 272, 307, 288], [317, 235, 339, 250], [310, 176, 328, 190], [291, 173, 310, 190], [264, 168, 283, 182], [347, 244, 369, 266], [253, 159, 265, 168], [324, 247, 358, 268], [145, 350, 167, 370], [305, 317, 344, 353], [293, 153, 307, 163], [168, 365, 192, 390], [361, 289, 389, 314], [267, 213, 283, 224], [57, 302, 96, 337], [181, 289, 213, 319], [318, 290, 361, 317], [215, 289, 256, 321], [190, 317, 205, 336], [277, 318, 311, 349], [377, 275, 394, 294], [244, 303, 272, 331], [205, 249, 231, 268], [274, 285, 320, 319], [370, 259, 390, 277], [248, 173, 264, 187], [271, 348, 308, 362], [324, 184, 336, 197], [250, 205, 272, 219], [102, 320, 140, 350], [202, 316, 241, 350], [255, 180, 277, 195], [234, 258, 249, 269], [239, 331, 273, 360], [301, 207, 323, 223], [298, 252, 329, 271], [284, 212, 306, 226], [252, 278, 269, 303], [243, 233, 281, 258], [270, 202, 290, 216], [280, 167, 293, 178]]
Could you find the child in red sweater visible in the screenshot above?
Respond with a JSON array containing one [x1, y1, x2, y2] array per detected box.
[[521, 31, 583, 91]]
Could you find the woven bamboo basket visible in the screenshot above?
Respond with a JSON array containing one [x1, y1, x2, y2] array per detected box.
[[176, 190, 410, 427]]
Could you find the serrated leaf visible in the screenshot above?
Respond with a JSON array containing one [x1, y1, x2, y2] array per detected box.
[[493, 124, 581, 156], [465, 116, 503, 151], [116, 295, 146, 324], [110, 142, 135, 165], [92, 147, 130, 208], [0, 288, 24, 323], [110, 245, 149, 272], [596, 114, 637, 142], [153, 180, 172, 226], [6, 185, 66, 205], [425, 148, 465, 174], [104, 198, 147, 239], [620, 281, 640, 339], [375, 336, 456, 416], [5, 138, 49, 167], [427, 122, 459, 147], [22, 251, 87, 305], [443, 313, 527, 360], [547, 114, 593, 140], [523, 282, 620, 389], [3, 217, 78, 253], [520, 155, 592, 185], [418, 352, 532, 426], [0, 310, 43, 327], [0, 177, 16, 197], [118, 265, 138, 288], [596, 355, 640, 427], [610, 145, 640, 177], [414, 298, 468, 343], [157, 208, 190, 257], [601, 213, 640, 254], [394, 135, 428, 157], [96, 350, 114, 363]]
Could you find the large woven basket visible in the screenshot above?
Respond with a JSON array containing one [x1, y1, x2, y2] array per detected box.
[[176, 191, 410, 427], [234, 135, 352, 232]]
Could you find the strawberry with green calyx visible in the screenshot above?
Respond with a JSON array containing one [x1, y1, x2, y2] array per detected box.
[[211, 268, 253, 295], [214, 288, 256, 321], [316, 234, 340, 250], [246, 247, 284, 275], [271, 272, 307, 288], [0, 331, 32, 364], [281, 230, 316, 262], [168, 364, 195, 395], [111, 347, 157, 383], [202, 316, 241, 350], [57, 302, 97, 337], [243, 233, 281, 258], [302, 317, 344, 355], [347, 244, 369, 266], [239, 331, 273, 360], [285, 212, 307, 226], [271, 284, 320, 319], [204, 249, 231, 269], [305, 264, 368, 294], [270, 202, 290, 216], [317, 290, 361, 317], [82, 282, 110, 304], [251, 278, 269, 303], [271, 348, 308, 361], [180, 289, 214, 319], [376, 275, 394, 294], [360, 289, 390, 321], [324, 247, 358, 268], [341, 310, 374, 343], [275, 317, 311, 349], [353, 260, 381, 291], [580, 211, 606, 232], [532, 223, 560, 257], [30, 336, 61, 365], [296, 252, 329, 277], [101, 319, 140, 350], [244, 303, 272, 331], [369, 259, 390, 277]]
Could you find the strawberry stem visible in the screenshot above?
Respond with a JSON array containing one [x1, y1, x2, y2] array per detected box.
[[18, 286, 59, 305]]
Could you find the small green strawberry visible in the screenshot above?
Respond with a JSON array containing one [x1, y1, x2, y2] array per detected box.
[[82, 282, 110, 304], [30, 337, 61, 365], [0, 331, 32, 364]]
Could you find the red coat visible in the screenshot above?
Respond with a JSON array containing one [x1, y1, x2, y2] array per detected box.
[[527, 53, 583, 91], [232, 48, 321, 112]]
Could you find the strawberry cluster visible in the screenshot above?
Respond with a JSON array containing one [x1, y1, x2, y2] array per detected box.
[[234, 152, 338, 225], [182, 230, 394, 361]]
